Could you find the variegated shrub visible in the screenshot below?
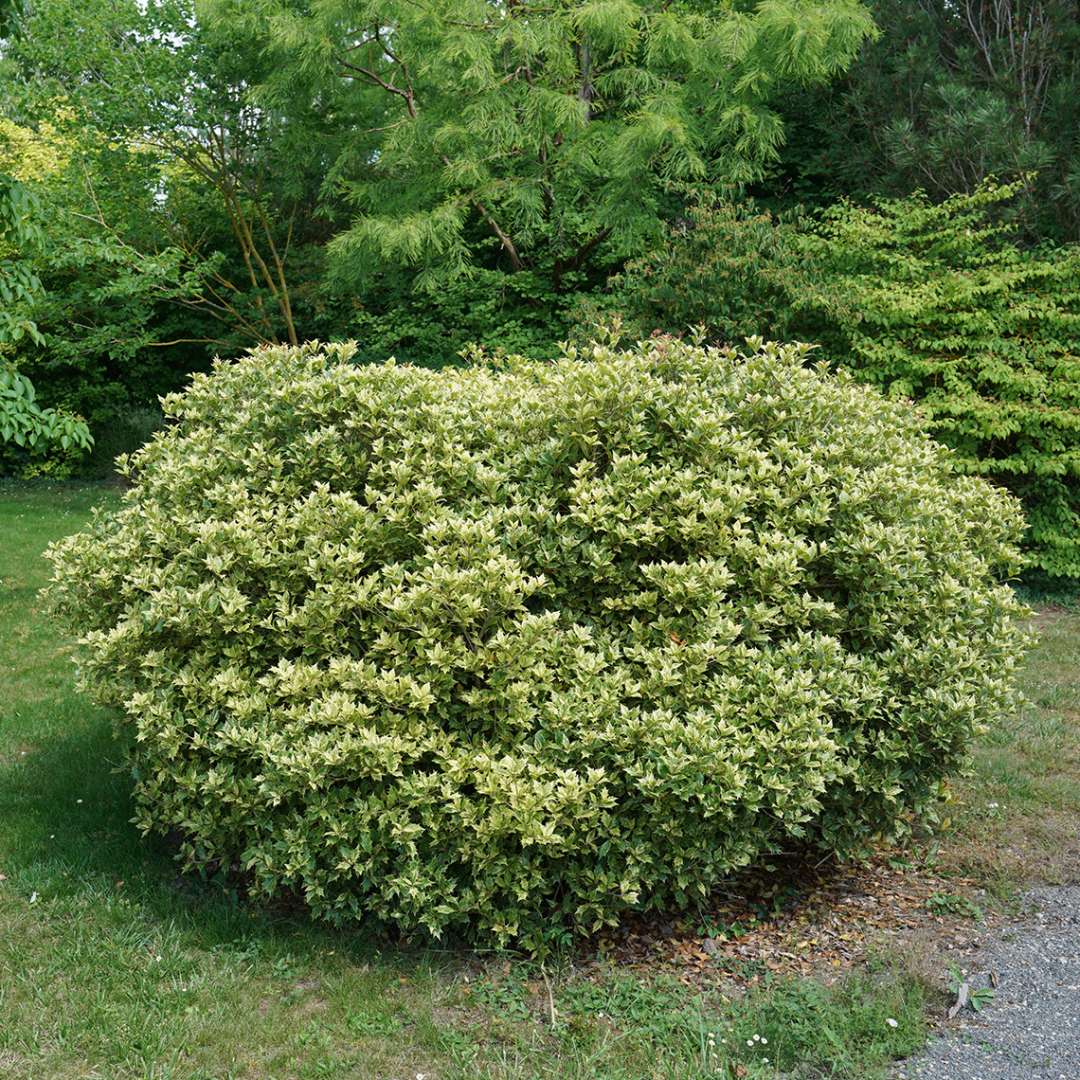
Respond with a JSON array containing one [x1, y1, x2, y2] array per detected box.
[[45, 338, 1029, 949]]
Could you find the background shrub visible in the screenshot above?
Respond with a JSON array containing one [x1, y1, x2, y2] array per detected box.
[[46, 338, 1029, 949], [608, 184, 1080, 580], [800, 182, 1080, 581], [589, 195, 812, 347], [0, 363, 93, 478], [344, 267, 581, 369]]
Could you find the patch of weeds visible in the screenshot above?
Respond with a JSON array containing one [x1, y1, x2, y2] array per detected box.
[[558, 974, 718, 1073], [560, 972, 700, 1043], [712, 955, 770, 982], [946, 966, 996, 1016], [432, 1026, 481, 1067], [696, 912, 759, 940], [295, 1018, 329, 1044], [925, 892, 983, 920], [719, 970, 927, 1079], [280, 984, 310, 1006], [463, 973, 534, 1023], [346, 1005, 404, 1037]]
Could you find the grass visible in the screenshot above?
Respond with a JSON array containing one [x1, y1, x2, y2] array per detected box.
[[2, 483, 1078, 1080], [936, 605, 1080, 894]]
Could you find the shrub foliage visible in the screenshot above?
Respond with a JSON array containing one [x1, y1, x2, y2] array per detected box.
[[46, 338, 1029, 948], [597, 196, 808, 347], [1, 364, 93, 477], [802, 182, 1080, 581]]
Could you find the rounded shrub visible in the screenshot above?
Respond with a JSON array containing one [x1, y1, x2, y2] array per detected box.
[[46, 337, 1030, 949]]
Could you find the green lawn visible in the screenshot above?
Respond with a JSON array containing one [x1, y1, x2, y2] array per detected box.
[[2, 483, 1077, 1080]]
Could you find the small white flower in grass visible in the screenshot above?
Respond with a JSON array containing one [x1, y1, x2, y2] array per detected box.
[[29, 891, 38, 904], [886, 1017, 899, 1028], [760, 1037, 767, 1044], [746, 1039, 754, 1047], [76, 799, 83, 804]]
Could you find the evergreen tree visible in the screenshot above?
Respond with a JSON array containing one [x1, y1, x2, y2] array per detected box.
[[761, 0, 1080, 242]]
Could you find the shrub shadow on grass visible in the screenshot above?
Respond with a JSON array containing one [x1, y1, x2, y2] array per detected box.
[[3, 706, 187, 905], [0, 706, 422, 969]]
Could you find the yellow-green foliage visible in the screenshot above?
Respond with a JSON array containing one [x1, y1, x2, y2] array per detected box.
[[805, 182, 1080, 580], [46, 338, 1030, 949]]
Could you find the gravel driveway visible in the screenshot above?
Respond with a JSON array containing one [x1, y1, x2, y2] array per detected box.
[[896, 886, 1080, 1080]]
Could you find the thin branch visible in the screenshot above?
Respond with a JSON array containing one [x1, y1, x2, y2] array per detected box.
[[338, 32, 524, 269]]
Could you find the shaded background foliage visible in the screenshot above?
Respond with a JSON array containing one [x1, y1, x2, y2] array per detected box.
[[759, 0, 1080, 240]]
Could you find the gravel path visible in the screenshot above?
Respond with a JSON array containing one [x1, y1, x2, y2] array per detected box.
[[896, 886, 1080, 1080]]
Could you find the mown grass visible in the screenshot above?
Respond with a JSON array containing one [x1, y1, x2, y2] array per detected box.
[[941, 606, 1080, 894], [1, 482, 1077, 1080]]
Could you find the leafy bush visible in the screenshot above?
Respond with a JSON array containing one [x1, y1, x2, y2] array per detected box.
[[12, 232, 213, 437], [0, 364, 93, 477], [46, 337, 1029, 949], [345, 267, 582, 369], [798, 182, 1080, 580], [591, 196, 812, 346]]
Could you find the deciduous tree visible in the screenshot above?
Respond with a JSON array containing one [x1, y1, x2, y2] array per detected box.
[[224, 0, 875, 290]]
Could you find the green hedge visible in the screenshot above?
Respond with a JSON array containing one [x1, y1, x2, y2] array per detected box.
[[46, 338, 1029, 949]]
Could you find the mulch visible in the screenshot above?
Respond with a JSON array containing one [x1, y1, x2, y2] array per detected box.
[[578, 849, 992, 988]]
